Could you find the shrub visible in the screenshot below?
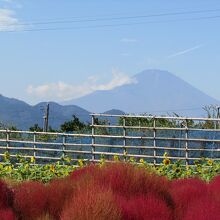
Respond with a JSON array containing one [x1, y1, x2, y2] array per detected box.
[[13, 181, 48, 220], [36, 213, 53, 220], [170, 178, 207, 220], [95, 163, 174, 208], [0, 209, 16, 220], [116, 194, 173, 220], [46, 178, 75, 219], [208, 175, 220, 202], [61, 184, 121, 220], [183, 196, 220, 220], [0, 180, 14, 209], [0, 163, 219, 220], [69, 164, 99, 181]]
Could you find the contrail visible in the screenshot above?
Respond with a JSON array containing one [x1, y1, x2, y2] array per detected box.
[[168, 44, 203, 58]]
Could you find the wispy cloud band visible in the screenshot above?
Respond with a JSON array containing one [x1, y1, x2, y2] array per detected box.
[[168, 44, 203, 58], [27, 70, 137, 101]]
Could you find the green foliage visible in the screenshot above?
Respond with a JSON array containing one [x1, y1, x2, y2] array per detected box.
[[116, 106, 220, 129], [28, 124, 58, 142], [29, 124, 43, 132], [29, 124, 57, 133], [0, 152, 77, 183], [137, 158, 219, 182], [93, 117, 109, 135], [151, 159, 220, 182], [60, 115, 87, 132], [110, 153, 220, 182], [200, 105, 219, 129], [0, 151, 219, 183], [118, 114, 177, 128]]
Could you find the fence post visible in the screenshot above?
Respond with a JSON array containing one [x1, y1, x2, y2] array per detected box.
[[62, 134, 66, 159], [139, 119, 143, 155], [91, 115, 95, 162], [185, 119, 189, 166], [123, 117, 127, 161], [33, 131, 36, 162], [153, 118, 156, 165], [6, 129, 10, 152]]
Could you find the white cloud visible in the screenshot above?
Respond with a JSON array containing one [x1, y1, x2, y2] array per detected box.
[[167, 44, 203, 58], [0, 8, 20, 31], [121, 38, 137, 43], [26, 70, 137, 101]]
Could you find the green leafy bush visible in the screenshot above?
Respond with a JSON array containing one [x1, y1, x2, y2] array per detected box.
[[0, 152, 77, 183], [0, 151, 219, 183]]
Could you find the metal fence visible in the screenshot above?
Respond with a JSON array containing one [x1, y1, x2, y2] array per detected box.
[[0, 113, 220, 165]]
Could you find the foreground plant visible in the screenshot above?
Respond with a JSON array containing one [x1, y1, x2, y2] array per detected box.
[[0, 152, 77, 183], [0, 162, 220, 220], [0, 151, 219, 183]]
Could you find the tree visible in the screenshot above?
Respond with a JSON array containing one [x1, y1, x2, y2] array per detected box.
[[60, 115, 86, 132], [118, 114, 177, 128], [201, 105, 219, 129], [93, 117, 109, 135], [29, 124, 43, 132]]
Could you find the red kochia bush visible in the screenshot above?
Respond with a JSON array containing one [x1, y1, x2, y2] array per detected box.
[[0, 209, 16, 220], [116, 193, 173, 220], [69, 164, 100, 181], [47, 178, 76, 220], [0, 180, 14, 209], [183, 196, 220, 220], [13, 181, 48, 220], [170, 178, 207, 220], [208, 175, 220, 203], [61, 184, 121, 220], [69, 163, 171, 201], [95, 163, 174, 208]]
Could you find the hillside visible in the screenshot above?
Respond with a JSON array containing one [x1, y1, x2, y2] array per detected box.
[[0, 95, 91, 130]]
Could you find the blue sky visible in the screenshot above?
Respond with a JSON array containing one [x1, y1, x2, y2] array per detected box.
[[0, 0, 220, 104]]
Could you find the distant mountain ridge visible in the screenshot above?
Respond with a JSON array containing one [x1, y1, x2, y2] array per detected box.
[[64, 69, 219, 116], [0, 69, 218, 130], [0, 95, 91, 130], [0, 95, 125, 130]]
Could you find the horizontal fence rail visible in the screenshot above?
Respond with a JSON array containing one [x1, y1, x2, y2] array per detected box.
[[0, 114, 220, 165]]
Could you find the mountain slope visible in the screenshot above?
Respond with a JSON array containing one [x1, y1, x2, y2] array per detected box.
[[0, 95, 91, 130], [64, 70, 219, 116]]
